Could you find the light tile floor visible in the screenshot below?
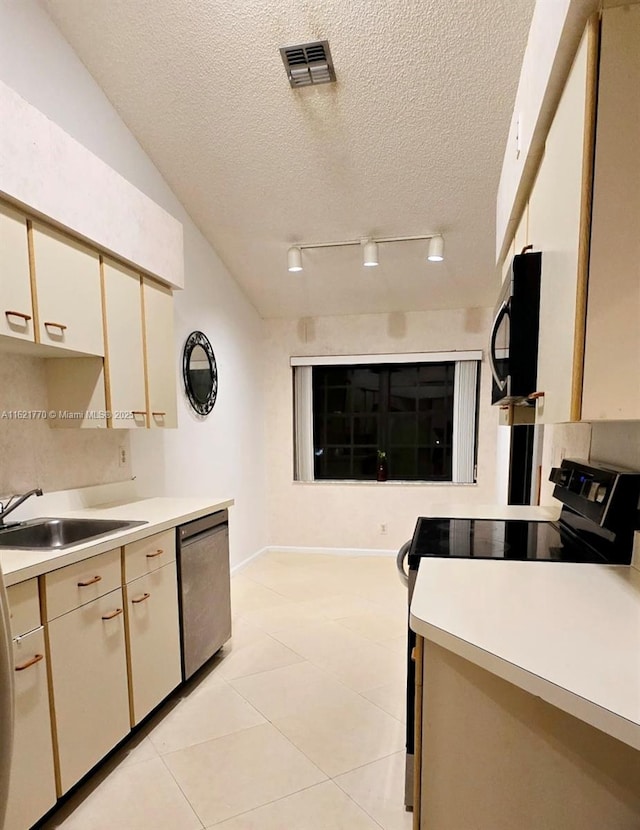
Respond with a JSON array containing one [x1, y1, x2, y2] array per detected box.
[[42, 551, 412, 829]]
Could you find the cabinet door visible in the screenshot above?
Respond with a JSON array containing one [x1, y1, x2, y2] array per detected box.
[[142, 277, 177, 428], [31, 222, 104, 356], [101, 258, 147, 429], [582, 6, 640, 420], [47, 588, 130, 794], [125, 563, 181, 725], [527, 23, 596, 424], [0, 203, 35, 343], [5, 628, 57, 830]]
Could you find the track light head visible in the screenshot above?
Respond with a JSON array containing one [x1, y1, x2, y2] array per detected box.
[[362, 239, 379, 267], [427, 234, 444, 262], [287, 246, 303, 272]]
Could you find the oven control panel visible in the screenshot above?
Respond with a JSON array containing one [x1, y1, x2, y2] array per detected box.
[[550, 458, 640, 534]]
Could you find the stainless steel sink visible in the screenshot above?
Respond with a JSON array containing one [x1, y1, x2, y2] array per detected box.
[[0, 517, 148, 550]]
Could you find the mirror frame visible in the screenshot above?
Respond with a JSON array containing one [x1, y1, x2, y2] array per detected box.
[[182, 330, 218, 416]]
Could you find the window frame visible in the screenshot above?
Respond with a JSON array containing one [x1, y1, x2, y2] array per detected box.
[[292, 351, 482, 484]]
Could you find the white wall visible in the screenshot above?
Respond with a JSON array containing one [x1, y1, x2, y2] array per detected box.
[[0, 0, 267, 566], [264, 308, 501, 551]]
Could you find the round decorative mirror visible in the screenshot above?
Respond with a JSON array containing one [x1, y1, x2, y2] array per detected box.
[[182, 331, 218, 416]]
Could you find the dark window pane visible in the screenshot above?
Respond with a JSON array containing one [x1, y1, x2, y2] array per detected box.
[[309, 362, 460, 482], [353, 416, 378, 445], [389, 413, 417, 445], [327, 388, 348, 413], [325, 416, 351, 444], [389, 447, 417, 479], [320, 446, 352, 479], [353, 448, 377, 479]]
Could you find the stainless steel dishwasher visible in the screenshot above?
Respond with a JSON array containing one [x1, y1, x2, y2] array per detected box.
[[176, 510, 231, 680]]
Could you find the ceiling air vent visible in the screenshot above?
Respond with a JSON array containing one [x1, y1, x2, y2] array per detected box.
[[279, 40, 336, 88]]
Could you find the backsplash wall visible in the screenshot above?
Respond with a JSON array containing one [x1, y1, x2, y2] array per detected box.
[[0, 353, 132, 495]]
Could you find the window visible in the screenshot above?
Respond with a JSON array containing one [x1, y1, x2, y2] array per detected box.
[[293, 353, 480, 483]]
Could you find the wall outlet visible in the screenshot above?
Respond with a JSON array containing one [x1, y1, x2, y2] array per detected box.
[[380, 523, 387, 535], [118, 446, 127, 467]]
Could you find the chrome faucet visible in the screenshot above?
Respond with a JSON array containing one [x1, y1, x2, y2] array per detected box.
[[0, 488, 43, 527]]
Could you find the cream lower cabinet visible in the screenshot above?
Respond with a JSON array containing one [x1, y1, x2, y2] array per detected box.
[[142, 276, 177, 429], [124, 563, 182, 725], [5, 581, 56, 830], [46, 586, 130, 795]]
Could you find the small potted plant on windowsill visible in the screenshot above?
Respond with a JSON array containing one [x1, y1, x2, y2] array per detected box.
[[376, 450, 388, 482]]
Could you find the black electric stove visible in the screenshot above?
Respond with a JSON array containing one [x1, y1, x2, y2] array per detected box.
[[399, 458, 640, 812]]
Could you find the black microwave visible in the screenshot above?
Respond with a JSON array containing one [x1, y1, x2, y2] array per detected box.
[[489, 250, 542, 406]]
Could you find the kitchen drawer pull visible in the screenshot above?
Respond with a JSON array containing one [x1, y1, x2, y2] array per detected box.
[[528, 391, 545, 400], [5, 309, 32, 322], [101, 608, 123, 621], [131, 410, 147, 416], [44, 320, 68, 332], [77, 575, 102, 587], [146, 549, 164, 558], [132, 592, 151, 604], [15, 653, 44, 672], [151, 411, 166, 417]]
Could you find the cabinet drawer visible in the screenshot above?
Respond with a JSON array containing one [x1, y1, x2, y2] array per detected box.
[[43, 547, 122, 621], [123, 529, 175, 584], [6, 578, 40, 637], [5, 627, 57, 830], [125, 563, 182, 725]]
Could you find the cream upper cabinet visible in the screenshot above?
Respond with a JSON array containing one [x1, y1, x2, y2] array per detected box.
[[582, 5, 640, 421], [142, 276, 177, 429], [101, 258, 147, 428], [527, 22, 596, 424], [4, 580, 57, 830], [30, 222, 104, 356], [0, 203, 35, 343]]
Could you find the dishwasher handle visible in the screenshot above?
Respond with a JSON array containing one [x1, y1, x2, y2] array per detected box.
[[396, 540, 411, 588], [178, 510, 228, 544]]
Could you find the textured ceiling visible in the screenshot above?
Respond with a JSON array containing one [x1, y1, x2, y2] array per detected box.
[[43, 0, 535, 319]]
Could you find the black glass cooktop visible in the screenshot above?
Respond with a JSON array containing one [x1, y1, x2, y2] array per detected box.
[[408, 517, 610, 569]]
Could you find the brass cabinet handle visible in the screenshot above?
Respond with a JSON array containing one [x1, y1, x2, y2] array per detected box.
[[43, 321, 68, 332], [77, 575, 102, 587], [131, 592, 151, 604], [131, 410, 147, 415], [101, 608, 123, 621], [528, 391, 545, 400], [15, 653, 44, 672], [151, 411, 166, 417], [5, 310, 32, 322], [146, 549, 164, 558]]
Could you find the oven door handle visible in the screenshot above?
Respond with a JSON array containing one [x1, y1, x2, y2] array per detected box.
[[396, 540, 411, 588], [489, 300, 509, 392]]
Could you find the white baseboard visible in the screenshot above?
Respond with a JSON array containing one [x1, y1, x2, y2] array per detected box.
[[230, 546, 270, 576], [270, 545, 398, 557], [230, 544, 397, 576]]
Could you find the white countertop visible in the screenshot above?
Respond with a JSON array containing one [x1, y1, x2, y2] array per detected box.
[[410, 557, 640, 751], [0, 496, 233, 587]]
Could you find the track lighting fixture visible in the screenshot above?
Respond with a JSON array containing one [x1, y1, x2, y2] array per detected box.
[[287, 246, 303, 272], [287, 233, 444, 272], [427, 234, 445, 262], [362, 239, 379, 267]]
